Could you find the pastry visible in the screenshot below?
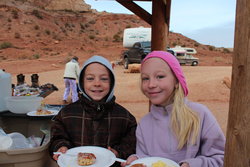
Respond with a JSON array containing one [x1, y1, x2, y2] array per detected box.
[[131, 164, 145, 167], [77, 152, 96, 166]]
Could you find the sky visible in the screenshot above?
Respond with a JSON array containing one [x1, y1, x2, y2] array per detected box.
[[85, 0, 237, 48]]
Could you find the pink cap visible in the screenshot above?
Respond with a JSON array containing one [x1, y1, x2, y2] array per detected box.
[[142, 51, 188, 96]]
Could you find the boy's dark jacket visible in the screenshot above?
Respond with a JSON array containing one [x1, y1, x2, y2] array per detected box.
[[49, 56, 137, 161]]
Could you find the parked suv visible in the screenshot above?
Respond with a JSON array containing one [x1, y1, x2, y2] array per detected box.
[[121, 41, 151, 69]]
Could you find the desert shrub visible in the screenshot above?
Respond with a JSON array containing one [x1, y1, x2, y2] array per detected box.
[[52, 34, 61, 41], [85, 23, 90, 28], [54, 21, 59, 25], [34, 25, 39, 30], [0, 55, 7, 60], [0, 42, 13, 49], [18, 55, 28, 60], [65, 23, 70, 28], [45, 29, 51, 35], [223, 48, 231, 53], [88, 20, 96, 24], [32, 10, 43, 19], [8, 18, 12, 22], [89, 35, 95, 39], [194, 43, 199, 47], [14, 32, 21, 38], [172, 42, 177, 47], [113, 33, 122, 42], [126, 25, 131, 28], [209, 46, 215, 51], [32, 54, 40, 59], [42, 48, 53, 51], [181, 44, 186, 47], [11, 10, 18, 19], [214, 57, 223, 62], [80, 23, 85, 30]]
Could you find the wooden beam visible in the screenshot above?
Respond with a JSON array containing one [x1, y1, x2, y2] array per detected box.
[[151, 0, 170, 50], [165, 0, 171, 26], [224, 0, 250, 166], [116, 0, 151, 1], [116, 0, 152, 25]]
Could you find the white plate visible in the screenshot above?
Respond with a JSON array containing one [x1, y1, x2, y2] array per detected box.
[[57, 146, 116, 167], [26, 109, 59, 116], [127, 157, 179, 167]]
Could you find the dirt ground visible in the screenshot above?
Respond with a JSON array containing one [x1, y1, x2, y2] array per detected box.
[[9, 65, 232, 135]]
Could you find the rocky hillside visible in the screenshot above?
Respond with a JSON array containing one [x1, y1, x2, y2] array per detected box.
[[0, 0, 233, 74]]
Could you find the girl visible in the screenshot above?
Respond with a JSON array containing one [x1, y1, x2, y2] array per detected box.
[[49, 55, 137, 166], [122, 51, 225, 167]]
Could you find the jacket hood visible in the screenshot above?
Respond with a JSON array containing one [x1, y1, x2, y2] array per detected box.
[[78, 55, 115, 102]]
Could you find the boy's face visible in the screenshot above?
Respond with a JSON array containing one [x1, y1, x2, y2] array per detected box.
[[83, 63, 111, 101], [141, 58, 177, 106]]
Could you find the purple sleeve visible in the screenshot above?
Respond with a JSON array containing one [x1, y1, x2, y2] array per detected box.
[[135, 123, 149, 158]]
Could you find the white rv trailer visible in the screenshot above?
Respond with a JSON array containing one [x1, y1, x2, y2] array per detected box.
[[168, 47, 199, 66], [174, 45, 197, 54], [123, 27, 151, 48]]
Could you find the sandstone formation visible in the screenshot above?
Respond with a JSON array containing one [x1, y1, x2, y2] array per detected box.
[[42, 0, 91, 12], [1, 0, 91, 12]]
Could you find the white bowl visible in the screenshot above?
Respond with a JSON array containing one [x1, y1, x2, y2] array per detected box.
[[5, 96, 43, 114]]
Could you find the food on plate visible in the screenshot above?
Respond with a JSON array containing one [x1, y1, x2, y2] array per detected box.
[[36, 109, 52, 115], [151, 160, 168, 167], [77, 152, 96, 166], [131, 164, 146, 167]]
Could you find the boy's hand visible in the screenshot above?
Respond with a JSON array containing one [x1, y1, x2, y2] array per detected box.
[[53, 146, 68, 161], [107, 146, 119, 157]]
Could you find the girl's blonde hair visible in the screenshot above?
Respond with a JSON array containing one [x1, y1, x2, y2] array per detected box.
[[171, 83, 200, 149]]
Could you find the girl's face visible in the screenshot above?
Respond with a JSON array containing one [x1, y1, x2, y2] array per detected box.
[[141, 58, 178, 106], [83, 63, 110, 101]]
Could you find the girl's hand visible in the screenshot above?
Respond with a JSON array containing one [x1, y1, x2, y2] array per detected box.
[[108, 146, 119, 157], [180, 162, 190, 167], [53, 146, 68, 161], [120, 155, 138, 167]]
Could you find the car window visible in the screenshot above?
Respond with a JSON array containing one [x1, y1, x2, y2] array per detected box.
[[134, 43, 141, 48], [142, 42, 151, 48]]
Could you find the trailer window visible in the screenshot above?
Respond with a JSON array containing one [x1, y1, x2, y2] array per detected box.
[[176, 53, 185, 57]]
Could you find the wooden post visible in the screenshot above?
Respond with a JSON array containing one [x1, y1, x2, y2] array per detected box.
[[151, 0, 169, 51], [223, 0, 250, 166]]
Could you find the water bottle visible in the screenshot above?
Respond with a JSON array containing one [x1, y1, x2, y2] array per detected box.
[[0, 69, 11, 112]]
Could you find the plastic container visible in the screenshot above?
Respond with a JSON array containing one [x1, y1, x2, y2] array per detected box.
[[0, 126, 55, 167], [5, 96, 43, 114], [8, 132, 30, 149], [0, 70, 12, 112], [0, 128, 13, 150], [0, 140, 50, 167]]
